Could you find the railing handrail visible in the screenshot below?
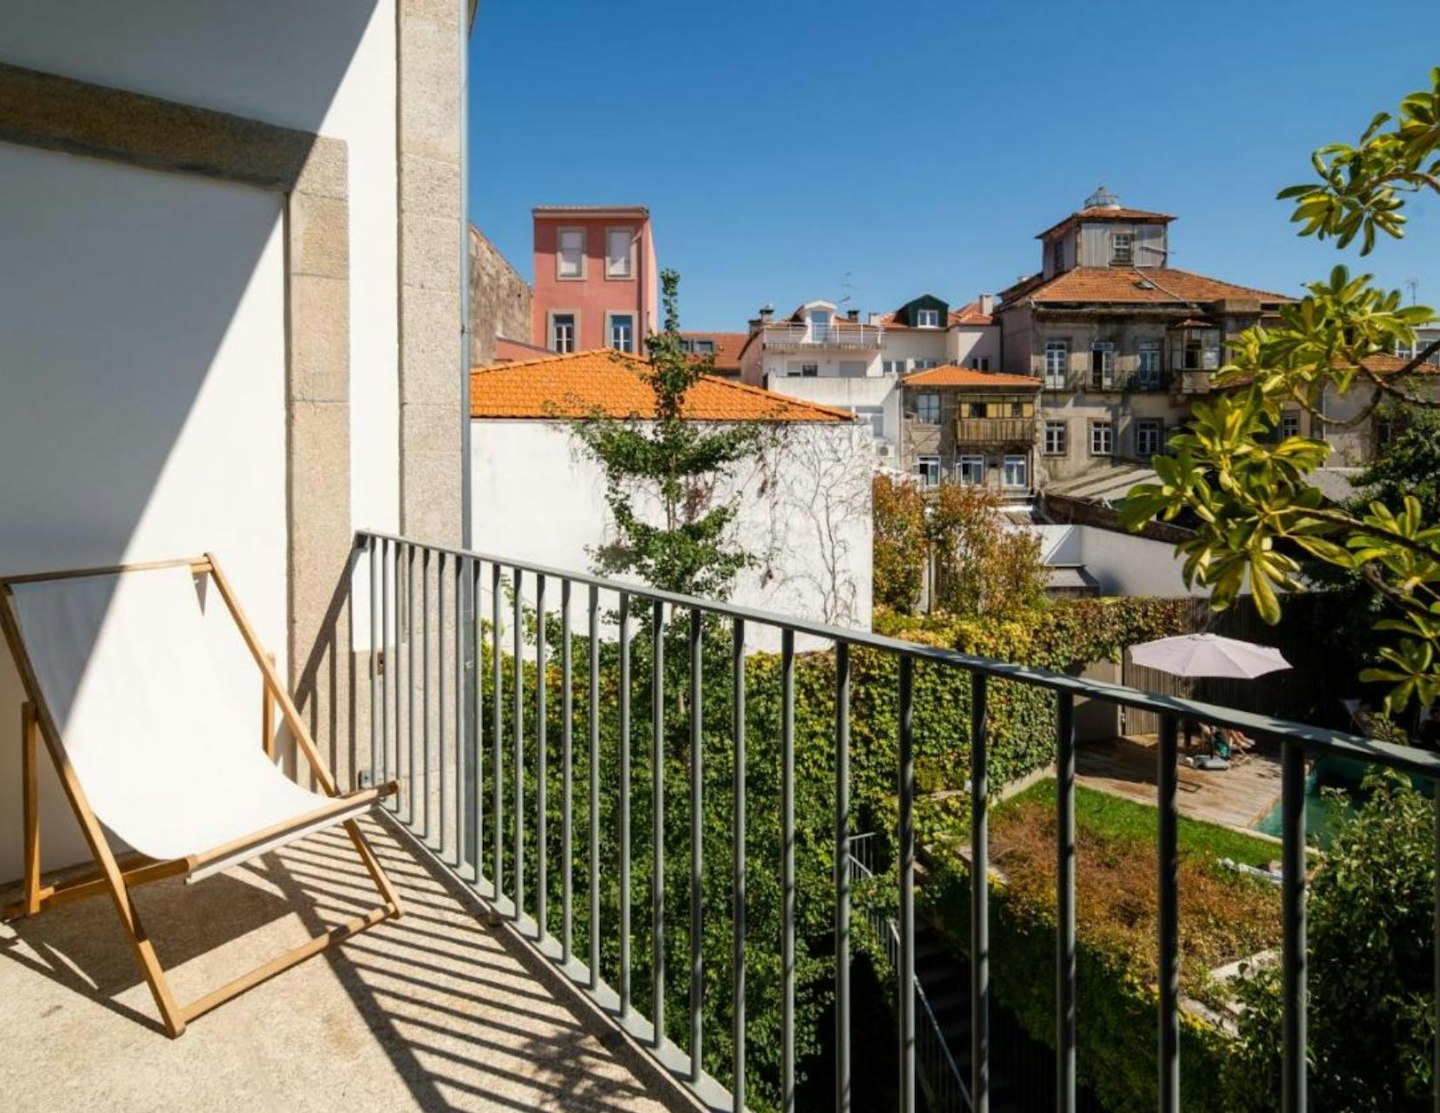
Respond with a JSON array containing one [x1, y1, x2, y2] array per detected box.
[[354, 529, 1439, 779]]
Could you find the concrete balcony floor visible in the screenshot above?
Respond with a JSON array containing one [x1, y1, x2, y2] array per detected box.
[[0, 817, 685, 1113]]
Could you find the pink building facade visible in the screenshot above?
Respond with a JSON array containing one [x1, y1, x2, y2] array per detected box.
[[530, 205, 659, 355]]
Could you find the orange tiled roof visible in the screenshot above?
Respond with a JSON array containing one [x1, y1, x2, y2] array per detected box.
[[1036, 206, 1176, 240], [903, 365, 1042, 389], [470, 349, 855, 422], [950, 299, 995, 326], [679, 331, 748, 373], [997, 267, 1291, 309]]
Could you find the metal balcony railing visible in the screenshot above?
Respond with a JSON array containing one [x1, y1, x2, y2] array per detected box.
[[954, 417, 1033, 445], [354, 529, 1440, 1113], [763, 323, 884, 351]]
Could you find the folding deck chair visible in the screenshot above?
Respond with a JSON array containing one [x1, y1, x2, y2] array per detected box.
[[0, 553, 401, 1037]]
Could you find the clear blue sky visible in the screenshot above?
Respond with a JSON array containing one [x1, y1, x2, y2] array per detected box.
[[468, 1, 1440, 331]]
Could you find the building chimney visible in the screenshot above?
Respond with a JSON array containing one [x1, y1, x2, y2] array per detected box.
[[758, 304, 774, 324], [868, 312, 884, 326], [747, 317, 761, 331], [978, 293, 995, 316], [846, 309, 859, 322]]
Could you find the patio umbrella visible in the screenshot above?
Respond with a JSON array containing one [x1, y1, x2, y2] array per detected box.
[[1128, 632, 1291, 680]]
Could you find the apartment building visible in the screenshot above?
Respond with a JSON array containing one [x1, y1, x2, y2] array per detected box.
[[995, 187, 1292, 483], [899, 365, 1042, 496], [531, 204, 658, 354], [738, 294, 1001, 464]]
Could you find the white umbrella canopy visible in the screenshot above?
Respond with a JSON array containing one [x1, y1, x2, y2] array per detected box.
[[1128, 633, 1291, 680]]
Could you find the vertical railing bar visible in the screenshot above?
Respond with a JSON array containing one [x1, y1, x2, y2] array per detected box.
[[513, 567, 524, 922], [536, 573, 548, 941], [732, 616, 747, 1113], [491, 562, 503, 897], [453, 553, 463, 868], [472, 556, 484, 882], [588, 583, 601, 989], [1157, 713, 1180, 1113], [1056, 691, 1077, 1113], [407, 544, 417, 825], [437, 551, 447, 854], [619, 592, 632, 1017], [652, 597, 666, 1047], [971, 671, 990, 1113], [1281, 737, 1308, 1113], [898, 656, 916, 1113], [561, 578, 574, 964], [382, 539, 392, 797], [422, 547, 432, 839], [688, 606, 704, 1081], [835, 639, 852, 1113], [781, 628, 796, 1111], [368, 537, 378, 788], [1435, 788, 1440, 1113]]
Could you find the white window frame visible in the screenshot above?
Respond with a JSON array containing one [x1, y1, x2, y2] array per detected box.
[[1043, 420, 1067, 456], [556, 227, 586, 280], [1002, 454, 1027, 488], [1281, 412, 1300, 439], [607, 312, 635, 353], [882, 359, 907, 375], [853, 406, 885, 440], [916, 308, 941, 328], [917, 455, 942, 487], [1134, 419, 1163, 458], [1044, 340, 1068, 388], [1090, 341, 1116, 389], [604, 226, 634, 279], [913, 359, 940, 371], [968, 356, 991, 371], [547, 308, 576, 351], [1111, 231, 1134, 265], [914, 393, 941, 424], [958, 455, 986, 486], [1090, 420, 1114, 456]]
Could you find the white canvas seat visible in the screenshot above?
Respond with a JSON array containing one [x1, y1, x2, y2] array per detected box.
[[0, 554, 401, 1037]]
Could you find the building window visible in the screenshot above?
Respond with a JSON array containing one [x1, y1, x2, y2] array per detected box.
[[608, 314, 634, 353], [968, 356, 991, 371], [967, 401, 990, 418], [883, 359, 906, 375], [1044, 420, 1067, 455], [915, 393, 941, 424], [1090, 342, 1116, 388], [1090, 421, 1114, 456], [802, 362, 818, 377], [916, 308, 941, 328], [1111, 232, 1134, 265], [1002, 455, 1027, 488], [1396, 340, 1415, 360], [551, 312, 576, 353], [913, 359, 940, 370], [809, 309, 832, 341], [1044, 340, 1068, 388], [605, 227, 633, 278], [958, 455, 986, 486], [1281, 412, 1300, 439], [1134, 419, 1163, 458], [681, 338, 715, 355], [1051, 239, 1065, 273], [556, 228, 585, 279], [1137, 340, 1162, 388], [917, 455, 941, 487]]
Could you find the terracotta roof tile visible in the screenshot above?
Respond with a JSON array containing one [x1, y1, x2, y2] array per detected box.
[[678, 331, 748, 373], [903, 365, 1042, 389], [471, 349, 855, 422], [996, 267, 1291, 309], [950, 299, 995, 326]]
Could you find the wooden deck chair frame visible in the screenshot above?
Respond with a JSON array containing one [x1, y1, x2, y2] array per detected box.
[[0, 553, 402, 1037]]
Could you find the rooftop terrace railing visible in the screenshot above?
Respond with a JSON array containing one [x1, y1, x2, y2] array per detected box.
[[355, 529, 1440, 1113]]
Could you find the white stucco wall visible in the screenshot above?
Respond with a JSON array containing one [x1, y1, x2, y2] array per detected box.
[[764, 375, 903, 446], [0, 2, 402, 877], [1027, 523, 1216, 598], [471, 420, 875, 650]]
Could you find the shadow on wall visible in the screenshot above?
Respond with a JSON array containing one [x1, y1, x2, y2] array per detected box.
[[0, 0, 379, 883]]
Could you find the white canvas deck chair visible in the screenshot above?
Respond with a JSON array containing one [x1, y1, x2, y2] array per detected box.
[[0, 554, 401, 1037]]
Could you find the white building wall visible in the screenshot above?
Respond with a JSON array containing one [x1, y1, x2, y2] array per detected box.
[[1028, 524, 1213, 597], [0, 2, 402, 877], [470, 420, 875, 649]]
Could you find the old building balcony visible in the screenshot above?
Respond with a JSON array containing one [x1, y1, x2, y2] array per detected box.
[[762, 323, 884, 351], [955, 416, 1034, 445], [5, 532, 1435, 1113], [1172, 369, 1215, 394]]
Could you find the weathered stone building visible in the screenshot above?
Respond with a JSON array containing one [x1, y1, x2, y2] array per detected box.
[[996, 187, 1292, 483], [898, 365, 1042, 496], [468, 223, 531, 366]]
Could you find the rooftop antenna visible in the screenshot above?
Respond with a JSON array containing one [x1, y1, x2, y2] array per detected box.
[[1405, 277, 1419, 305], [838, 271, 854, 306]]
